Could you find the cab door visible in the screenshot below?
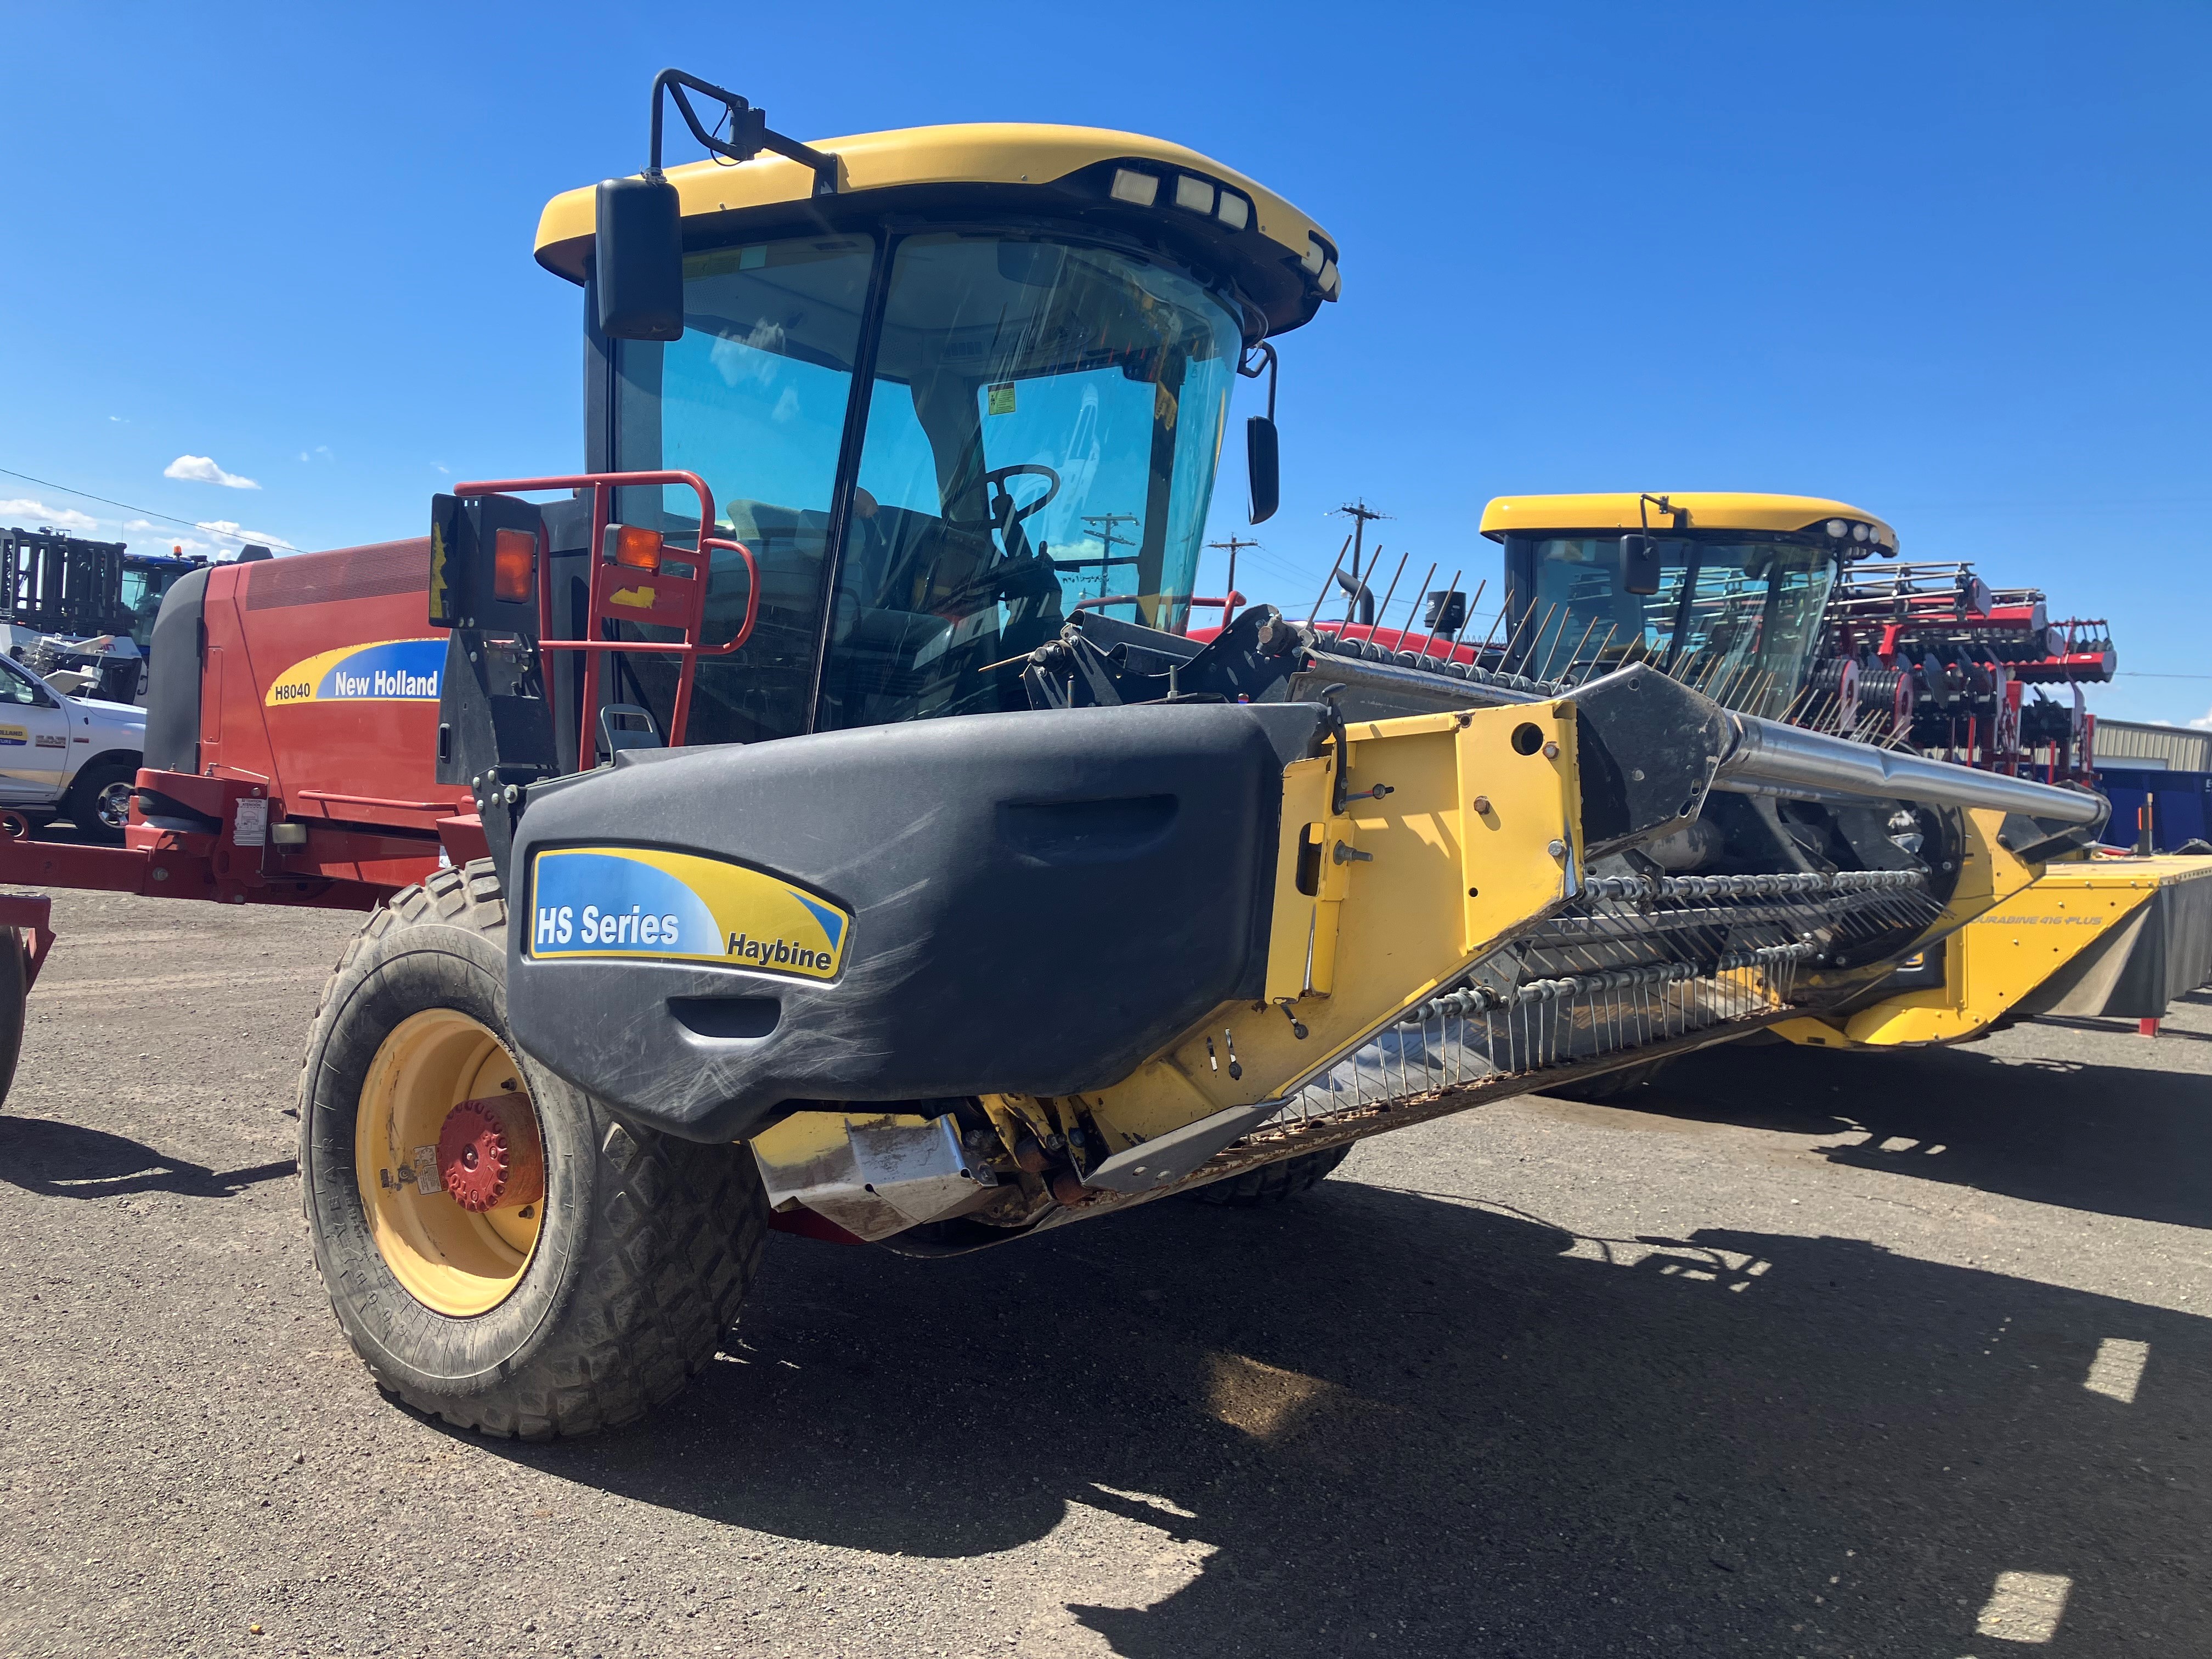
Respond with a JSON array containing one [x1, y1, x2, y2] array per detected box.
[[0, 657, 72, 803]]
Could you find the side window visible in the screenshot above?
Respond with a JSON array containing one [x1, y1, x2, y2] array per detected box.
[[613, 235, 877, 745], [0, 658, 49, 707], [1522, 537, 1692, 675]]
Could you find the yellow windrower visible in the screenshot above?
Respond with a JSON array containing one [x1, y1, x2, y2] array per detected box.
[[285, 76, 2133, 1453], [1480, 487, 2212, 1051]]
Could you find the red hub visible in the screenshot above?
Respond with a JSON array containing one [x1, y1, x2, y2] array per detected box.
[[436, 1093, 545, 1213]]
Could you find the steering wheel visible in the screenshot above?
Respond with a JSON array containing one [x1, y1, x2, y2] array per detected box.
[[944, 464, 1064, 565], [946, 464, 1062, 530]]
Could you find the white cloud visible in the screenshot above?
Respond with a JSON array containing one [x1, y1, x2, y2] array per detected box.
[[2190, 706, 2212, 730], [163, 454, 260, 489], [108, 415, 127, 424], [0, 498, 100, 534], [194, 518, 297, 552], [121, 520, 206, 554]]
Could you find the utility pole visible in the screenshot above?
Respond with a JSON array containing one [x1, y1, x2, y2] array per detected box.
[[1331, 500, 1389, 578], [1206, 535, 1259, 612], [1079, 512, 1139, 600], [1329, 500, 1391, 624]]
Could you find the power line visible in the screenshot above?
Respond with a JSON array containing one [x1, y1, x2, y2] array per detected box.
[[0, 464, 290, 547]]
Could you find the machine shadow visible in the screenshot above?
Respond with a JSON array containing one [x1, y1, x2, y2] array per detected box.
[[1615, 1038, 2211, 1229], [482, 1178, 2209, 1657], [2035, 1013, 2212, 1044], [0, 1113, 295, 1199]]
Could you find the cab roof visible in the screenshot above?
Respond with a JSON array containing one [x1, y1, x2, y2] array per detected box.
[[1481, 492, 1898, 553], [534, 122, 1341, 340]]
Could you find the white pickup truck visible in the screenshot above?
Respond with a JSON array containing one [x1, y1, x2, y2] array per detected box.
[[0, 652, 144, 837]]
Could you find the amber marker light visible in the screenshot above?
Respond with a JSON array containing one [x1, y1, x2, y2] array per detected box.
[[603, 523, 664, 572], [493, 528, 537, 603]]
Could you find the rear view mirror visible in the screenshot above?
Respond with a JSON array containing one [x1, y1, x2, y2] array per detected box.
[[996, 241, 1067, 287], [595, 174, 684, 341], [1620, 533, 1661, 596], [1246, 416, 1280, 525], [595, 71, 842, 343]]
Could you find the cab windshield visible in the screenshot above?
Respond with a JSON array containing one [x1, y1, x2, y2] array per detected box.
[[613, 230, 1243, 742], [1506, 535, 1838, 719], [119, 565, 183, 650]]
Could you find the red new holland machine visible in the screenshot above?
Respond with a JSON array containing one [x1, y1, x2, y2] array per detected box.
[[0, 537, 467, 1091]]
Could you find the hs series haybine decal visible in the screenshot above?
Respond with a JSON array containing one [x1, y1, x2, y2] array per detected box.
[[526, 847, 849, 979]]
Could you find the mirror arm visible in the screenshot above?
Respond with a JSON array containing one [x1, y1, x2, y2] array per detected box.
[[1238, 341, 1282, 525], [648, 67, 839, 197], [1238, 340, 1278, 420]]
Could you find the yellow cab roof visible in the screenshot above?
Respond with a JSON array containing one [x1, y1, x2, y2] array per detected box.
[[534, 123, 1341, 337], [1481, 492, 1898, 554]]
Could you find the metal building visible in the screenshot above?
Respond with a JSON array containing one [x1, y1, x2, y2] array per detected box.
[[2095, 718, 2212, 771]]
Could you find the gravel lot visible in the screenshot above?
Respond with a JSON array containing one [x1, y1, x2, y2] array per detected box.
[[0, 885, 2204, 1657]]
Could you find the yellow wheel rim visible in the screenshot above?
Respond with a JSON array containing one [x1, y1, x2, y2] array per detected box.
[[354, 1009, 543, 1317]]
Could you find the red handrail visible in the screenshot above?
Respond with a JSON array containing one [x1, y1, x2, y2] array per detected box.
[[452, 471, 760, 753], [1069, 591, 1245, 635], [1191, 589, 1244, 631]]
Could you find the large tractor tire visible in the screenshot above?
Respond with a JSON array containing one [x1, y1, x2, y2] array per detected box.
[[297, 861, 768, 1438], [1192, 1142, 1351, 1207], [0, 927, 28, 1110]]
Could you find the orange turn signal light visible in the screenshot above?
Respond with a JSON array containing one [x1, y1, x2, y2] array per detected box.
[[493, 527, 536, 603], [604, 523, 663, 573]]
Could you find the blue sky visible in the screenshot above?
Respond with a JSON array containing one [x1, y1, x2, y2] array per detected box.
[[3, 2, 2207, 723]]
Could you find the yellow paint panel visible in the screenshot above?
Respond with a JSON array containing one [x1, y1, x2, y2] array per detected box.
[[1457, 704, 1579, 960], [534, 122, 1334, 276], [1782, 838, 2205, 1048], [1087, 701, 1579, 1149], [1263, 758, 1334, 1005], [1480, 491, 1896, 550]]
